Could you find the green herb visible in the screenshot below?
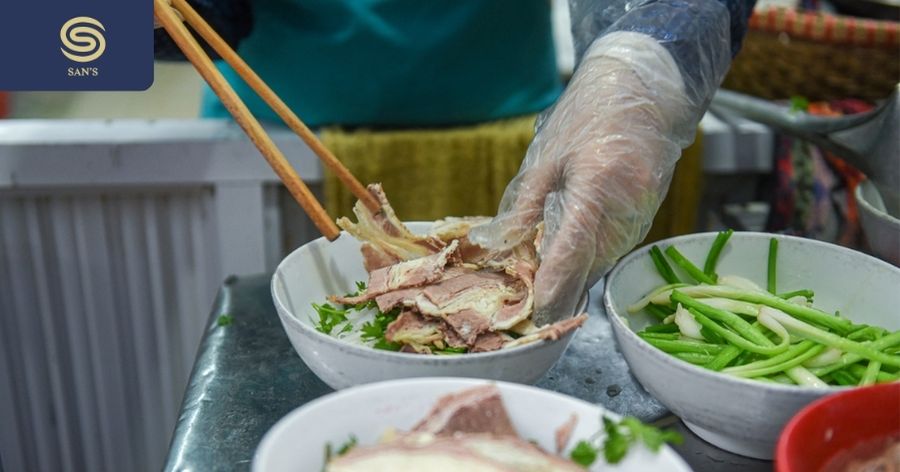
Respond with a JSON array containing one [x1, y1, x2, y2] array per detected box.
[[650, 245, 681, 284], [434, 346, 468, 355], [789, 96, 809, 113], [361, 308, 403, 351], [767, 238, 779, 294], [665, 246, 716, 285], [324, 435, 358, 467], [336, 435, 357, 455], [570, 440, 598, 467], [633, 232, 899, 387], [778, 289, 814, 301], [340, 281, 377, 311], [605, 416, 683, 463], [570, 416, 683, 467], [645, 304, 673, 321], [703, 229, 733, 280], [312, 303, 349, 335], [216, 315, 234, 327]]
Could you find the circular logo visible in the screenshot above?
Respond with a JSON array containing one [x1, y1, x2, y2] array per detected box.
[[60, 16, 106, 63]]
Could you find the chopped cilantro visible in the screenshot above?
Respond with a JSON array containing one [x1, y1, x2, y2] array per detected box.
[[570, 440, 598, 467], [312, 303, 349, 335], [570, 415, 683, 467], [434, 346, 468, 355], [336, 435, 357, 455], [323, 435, 358, 467], [216, 315, 233, 327], [338, 281, 377, 311], [360, 308, 402, 351]]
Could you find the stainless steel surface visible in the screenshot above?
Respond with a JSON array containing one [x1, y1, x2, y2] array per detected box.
[[711, 87, 900, 217], [164, 274, 772, 471]]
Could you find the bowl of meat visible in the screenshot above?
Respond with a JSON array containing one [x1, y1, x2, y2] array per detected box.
[[603, 231, 900, 460], [271, 184, 588, 390], [252, 378, 691, 471]]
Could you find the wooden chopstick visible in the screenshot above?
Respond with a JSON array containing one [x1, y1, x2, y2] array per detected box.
[[169, 0, 381, 213], [154, 0, 342, 240]]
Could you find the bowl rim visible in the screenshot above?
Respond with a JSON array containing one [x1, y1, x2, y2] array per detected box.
[[603, 231, 900, 394], [252, 377, 693, 472], [271, 225, 590, 363], [855, 179, 900, 226]]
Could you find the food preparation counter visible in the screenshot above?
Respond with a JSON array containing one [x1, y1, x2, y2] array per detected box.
[[163, 274, 772, 471]]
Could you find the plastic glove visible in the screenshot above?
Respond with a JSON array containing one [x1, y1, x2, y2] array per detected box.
[[470, 0, 736, 325]]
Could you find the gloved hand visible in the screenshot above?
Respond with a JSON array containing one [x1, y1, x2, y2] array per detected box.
[[470, 0, 738, 325]]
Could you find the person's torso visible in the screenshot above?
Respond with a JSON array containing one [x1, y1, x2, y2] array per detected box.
[[201, 0, 562, 127]]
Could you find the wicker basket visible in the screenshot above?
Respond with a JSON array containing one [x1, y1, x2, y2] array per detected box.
[[723, 7, 900, 101]]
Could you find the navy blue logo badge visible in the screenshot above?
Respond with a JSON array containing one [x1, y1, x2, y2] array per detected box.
[[0, 0, 153, 90]]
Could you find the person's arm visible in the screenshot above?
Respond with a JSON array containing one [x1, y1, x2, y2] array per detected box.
[[154, 0, 254, 60], [470, 0, 757, 324]]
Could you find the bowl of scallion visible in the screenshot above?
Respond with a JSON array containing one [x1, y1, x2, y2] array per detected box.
[[603, 231, 900, 460]]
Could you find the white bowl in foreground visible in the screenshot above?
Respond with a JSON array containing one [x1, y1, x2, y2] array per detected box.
[[252, 377, 692, 472], [604, 232, 900, 460], [271, 222, 587, 390]]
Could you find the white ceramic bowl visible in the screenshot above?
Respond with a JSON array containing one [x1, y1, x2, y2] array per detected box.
[[603, 232, 900, 460], [252, 377, 692, 472], [271, 222, 587, 390], [856, 179, 900, 266]]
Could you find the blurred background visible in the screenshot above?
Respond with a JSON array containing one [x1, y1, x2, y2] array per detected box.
[[0, 0, 897, 470]]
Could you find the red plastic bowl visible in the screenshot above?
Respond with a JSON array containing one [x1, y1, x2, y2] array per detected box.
[[775, 382, 900, 472]]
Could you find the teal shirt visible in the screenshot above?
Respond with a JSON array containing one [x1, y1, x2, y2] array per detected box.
[[200, 0, 562, 127]]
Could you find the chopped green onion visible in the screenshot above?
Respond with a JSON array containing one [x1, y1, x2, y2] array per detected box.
[[688, 308, 789, 356], [778, 289, 814, 300], [665, 246, 716, 285], [645, 304, 673, 321], [767, 238, 778, 294], [640, 337, 725, 355], [704, 345, 742, 371], [760, 308, 900, 367], [671, 291, 773, 347], [703, 229, 733, 280], [673, 352, 717, 364], [642, 323, 680, 334], [859, 360, 882, 386], [650, 245, 681, 284]]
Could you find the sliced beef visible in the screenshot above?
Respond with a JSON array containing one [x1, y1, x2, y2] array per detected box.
[[490, 261, 535, 330], [328, 184, 586, 355], [373, 266, 475, 312], [440, 309, 492, 345], [503, 314, 589, 350], [555, 414, 578, 454], [328, 433, 585, 471], [430, 217, 495, 264], [384, 311, 445, 349], [419, 271, 510, 306], [360, 243, 398, 272], [366, 240, 458, 294], [411, 385, 517, 437], [330, 241, 458, 306], [327, 385, 586, 472], [336, 184, 445, 265], [470, 332, 509, 353]]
